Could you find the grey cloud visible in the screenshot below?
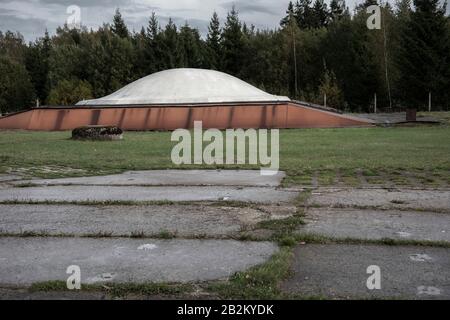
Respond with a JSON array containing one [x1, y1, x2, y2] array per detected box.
[[0, 14, 53, 41], [0, 8, 17, 15], [131, 14, 208, 33], [36, 0, 129, 7], [220, 0, 278, 15], [121, 4, 159, 15], [175, 18, 210, 35]]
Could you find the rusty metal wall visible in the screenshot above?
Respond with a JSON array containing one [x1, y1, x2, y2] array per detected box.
[[0, 102, 372, 131]]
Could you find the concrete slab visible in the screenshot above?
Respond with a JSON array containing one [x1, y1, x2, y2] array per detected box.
[[12, 170, 285, 187], [350, 112, 439, 124], [0, 174, 22, 182], [0, 204, 276, 237], [0, 185, 297, 203], [281, 244, 450, 299], [0, 238, 277, 285], [299, 208, 450, 242], [309, 188, 450, 212]]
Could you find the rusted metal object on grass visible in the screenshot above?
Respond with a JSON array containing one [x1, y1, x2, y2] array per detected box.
[[406, 109, 417, 122]]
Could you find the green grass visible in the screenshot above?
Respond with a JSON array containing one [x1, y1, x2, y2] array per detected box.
[[29, 280, 194, 298], [207, 247, 293, 299], [1, 127, 449, 184], [293, 233, 450, 248], [255, 191, 310, 242]]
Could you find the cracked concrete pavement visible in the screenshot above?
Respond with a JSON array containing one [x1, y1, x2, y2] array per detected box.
[[307, 187, 450, 212], [286, 186, 450, 299], [0, 170, 294, 291], [0, 175, 22, 182], [298, 208, 450, 242], [2, 170, 450, 300], [10, 170, 285, 187], [0, 203, 295, 238], [281, 244, 450, 299], [0, 185, 298, 203], [0, 237, 277, 285]]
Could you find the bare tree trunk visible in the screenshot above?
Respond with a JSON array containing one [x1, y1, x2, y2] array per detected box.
[[382, 3, 392, 110]]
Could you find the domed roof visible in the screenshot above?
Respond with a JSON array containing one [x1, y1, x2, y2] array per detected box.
[[77, 68, 290, 105]]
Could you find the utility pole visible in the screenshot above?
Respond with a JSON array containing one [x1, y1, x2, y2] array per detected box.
[[374, 93, 377, 113], [292, 20, 298, 98], [381, 2, 392, 109], [428, 92, 431, 112], [324, 93, 327, 108]]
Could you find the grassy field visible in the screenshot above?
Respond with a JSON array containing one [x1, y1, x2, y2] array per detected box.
[[1, 125, 449, 186]]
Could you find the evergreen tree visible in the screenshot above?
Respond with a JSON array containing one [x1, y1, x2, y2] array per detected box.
[[111, 8, 129, 38], [311, 0, 329, 28], [358, 0, 379, 10], [131, 27, 149, 78], [144, 12, 162, 73], [147, 12, 159, 40], [221, 6, 244, 76], [179, 23, 204, 68], [25, 30, 51, 103], [396, 0, 412, 19], [295, 0, 314, 29], [206, 12, 222, 69], [161, 18, 180, 69], [329, 0, 347, 22], [323, 14, 379, 110], [397, 0, 450, 108], [280, 1, 295, 27]]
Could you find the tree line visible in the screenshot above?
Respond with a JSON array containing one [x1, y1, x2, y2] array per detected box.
[[0, 0, 449, 115]]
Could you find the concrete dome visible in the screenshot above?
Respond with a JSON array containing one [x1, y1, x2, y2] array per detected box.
[[77, 68, 290, 105]]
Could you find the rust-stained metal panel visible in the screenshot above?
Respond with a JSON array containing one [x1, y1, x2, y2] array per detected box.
[[0, 102, 373, 131]]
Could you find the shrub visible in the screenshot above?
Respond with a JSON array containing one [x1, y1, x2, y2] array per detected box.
[[48, 79, 93, 106]]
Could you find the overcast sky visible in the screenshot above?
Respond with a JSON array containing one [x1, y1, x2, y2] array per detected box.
[[0, 0, 443, 42]]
